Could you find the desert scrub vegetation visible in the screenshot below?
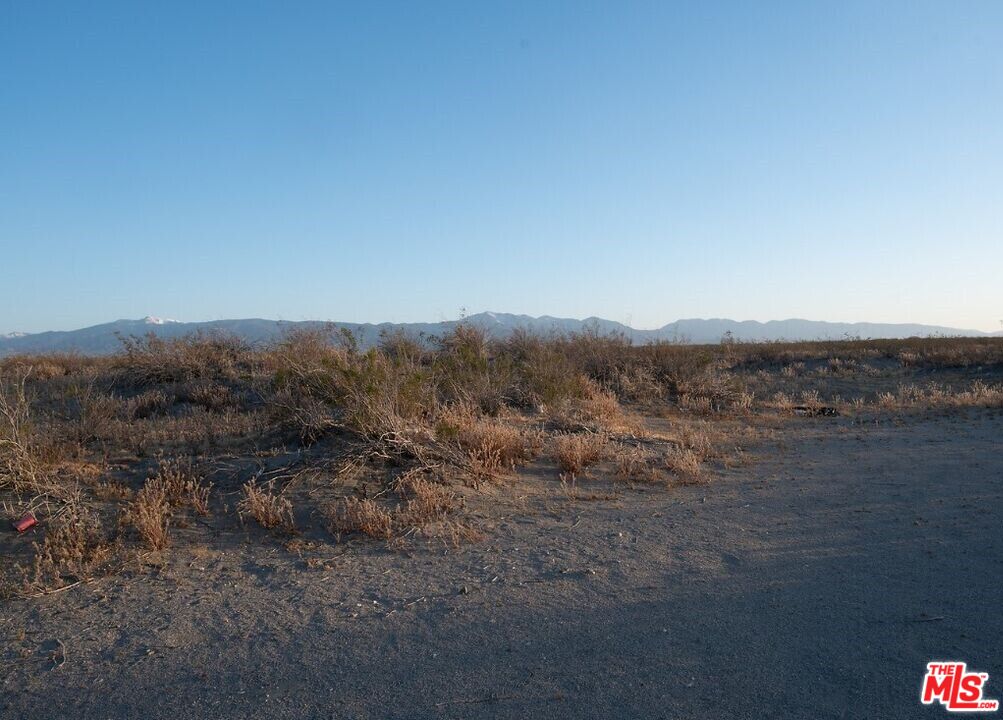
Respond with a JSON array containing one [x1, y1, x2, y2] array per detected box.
[[128, 482, 171, 550], [554, 432, 609, 475], [436, 403, 541, 481], [871, 381, 1003, 411], [1, 369, 40, 495], [325, 469, 458, 544], [121, 457, 213, 550], [16, 508, 116, 593], [238, 480, 294, 533], [2, 330, 1002, 595], [113, 332, 257, 388]]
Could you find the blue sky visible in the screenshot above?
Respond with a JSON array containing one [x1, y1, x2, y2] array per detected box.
[[2, 1, 1001, 334]]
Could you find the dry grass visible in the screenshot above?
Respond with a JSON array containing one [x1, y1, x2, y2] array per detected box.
[[128, 484, 171, 550], [327, 497, 394, 540], [393, 470, 456, 526], [549, 379, 638, 432], [612, 442, 659, 482], [3, 331, 1002, 588], [92, 479, 133, 501], [18, 508, 114, 592], [436, 520, 486, 548], [438, 404, 539, 480], [576, 381, 623, 426], [553, 432, 609, 475], [678, 426, 714, 460], [663, 445, 704, 482], [327, 469, 457, 543], [871, 381, 1003, 411], [0, 369, 40, 495], [124, 388, 174, 420], [238, 480, 294, 532], [122, 456, 210, 551], [610, 432, 708, 484], [146, 458, 212, 516]]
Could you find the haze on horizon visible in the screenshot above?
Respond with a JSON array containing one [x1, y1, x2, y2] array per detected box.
[[2, 2, 1001, 336]]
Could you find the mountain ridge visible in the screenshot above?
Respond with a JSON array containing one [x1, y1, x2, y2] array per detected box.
[[0, 313, 998, 356]]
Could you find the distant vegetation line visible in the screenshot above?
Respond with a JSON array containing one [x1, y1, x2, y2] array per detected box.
[[1, 312, 999, 357]]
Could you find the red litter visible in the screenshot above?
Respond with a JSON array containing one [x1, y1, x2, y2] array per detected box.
[[12, 514, 37, 533]]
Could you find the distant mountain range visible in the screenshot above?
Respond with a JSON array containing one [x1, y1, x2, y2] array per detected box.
[[0, 313, 999, 356]]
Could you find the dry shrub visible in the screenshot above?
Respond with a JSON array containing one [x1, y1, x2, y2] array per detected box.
[[267, 390, 335, 445], [609, 364, 663, 402], [679, 394, 713, 414], [268, 326, 346, 401], [872, 381, 1003, 411], [823, 357, 875, 377], [435, 324, 512, 413], [393, 470, 456, 527], [781, 362, 805, 377], [438, 404, 538, 479], [677, 366, 747, 413], [1, 353, 97, 380], [664, 445, 704, 481], [378, 329, 427, 364], [0, 369, 40, 495], [92, 479, 133, 501], [437, 520, 485, 548], [125, 389, 175, 419], [114, 332, 252, 389], [133, 407, 264, 454], [678, 426, 714, 461], [147, 458, 212, 516], [343, 354, 435, 435], [612, 442, 658, 482], [771, 391, 795, 413], [129, 484, 171, 550], [558, 328, 633, 390], [565, 380, 625, 430], [238, 480, 294, 532], [734, 390, 755, 411], [502, 330, 590, 408], [295, 347, 439, 461], [638, 340, 716, 397], [895, 340, 1003, 369], [61, 379, 120, 447], [20, 508, 114, 591], [327, 497, 394, 540], [553, 432, 609, 475], [1, 370, 88, 515], [180, 381, 241, 412], [17, 358, 65, 380]]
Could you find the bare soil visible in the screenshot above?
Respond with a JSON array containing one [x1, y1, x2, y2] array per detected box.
[[3, 408, 1001, 719]]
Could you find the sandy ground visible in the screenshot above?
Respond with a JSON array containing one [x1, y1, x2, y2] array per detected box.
[[3, 410, 1002, 719]]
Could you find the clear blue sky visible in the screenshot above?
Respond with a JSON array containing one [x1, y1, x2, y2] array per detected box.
[[2, 1, 1001, 334]]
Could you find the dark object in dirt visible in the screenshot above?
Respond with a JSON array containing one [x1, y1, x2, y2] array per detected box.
[[12, 513, 37, 533], [792, 406, 839, 417]]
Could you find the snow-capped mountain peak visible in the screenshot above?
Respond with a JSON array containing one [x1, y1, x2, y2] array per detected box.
[[143, 316, 180, 325]]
